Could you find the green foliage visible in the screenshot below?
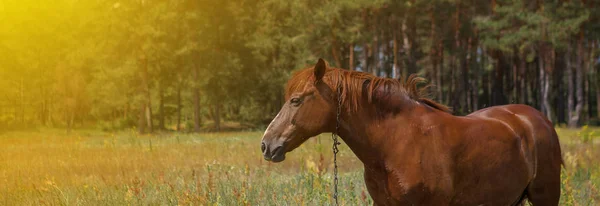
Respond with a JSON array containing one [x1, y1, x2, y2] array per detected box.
[[0, 0, 598, 130], [577, 125, 598, 144], [475, 0, 589, 53]]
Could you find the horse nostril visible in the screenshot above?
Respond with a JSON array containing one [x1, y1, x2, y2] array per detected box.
[[272, 145, 283, 155], [261, 142, 267, 153]]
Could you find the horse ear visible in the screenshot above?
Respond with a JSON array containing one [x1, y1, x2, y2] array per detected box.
[[314, 58, 327, 81]]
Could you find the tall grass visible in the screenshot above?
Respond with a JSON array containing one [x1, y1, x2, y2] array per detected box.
[[0, 127, 598, 205]]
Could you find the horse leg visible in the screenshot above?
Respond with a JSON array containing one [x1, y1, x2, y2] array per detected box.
[[526, 162, 561, 205], [525, 136, 562, 205], [525, 172, 560, 205], [364, 167, 391, 206], [517, 108, 562, 206]]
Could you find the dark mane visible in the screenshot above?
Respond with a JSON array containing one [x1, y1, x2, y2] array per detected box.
[[285, 66, 452, 113]]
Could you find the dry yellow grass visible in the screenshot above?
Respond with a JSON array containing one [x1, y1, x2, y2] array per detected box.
[[0, 129, 365, 205], [0, 127, 598, 205]]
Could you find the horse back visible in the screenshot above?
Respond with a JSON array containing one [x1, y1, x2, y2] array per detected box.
[[467, 104, 563, 172]]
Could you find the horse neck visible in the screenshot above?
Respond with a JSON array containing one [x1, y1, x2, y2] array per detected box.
[[335, 93, 420, 167]]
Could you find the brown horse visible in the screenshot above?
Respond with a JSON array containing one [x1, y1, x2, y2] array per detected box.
[[261, 59, 563, 205]]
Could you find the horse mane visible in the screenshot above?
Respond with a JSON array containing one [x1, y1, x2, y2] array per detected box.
[[285, 66, 452, 113]]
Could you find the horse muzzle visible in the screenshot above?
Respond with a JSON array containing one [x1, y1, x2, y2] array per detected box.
[[261, 141, 286, 162]]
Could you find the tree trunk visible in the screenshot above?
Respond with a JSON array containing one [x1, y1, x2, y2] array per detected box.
[[585, 67, 590, 123], [176, 83, 182, 132], [145, 104, 152, 133], [455, 1, 468, 113], [429, 8, 439, 98], [143, 59, 153, 133], [586, 41, 595, 122], [363, 44, 370, 73], [361, 9, 370, 73], [554, 52, 566, 124], [592, 40, 600, 121], [539, 44, 553, 122], [472, 46, 481, 110], [448, 58, 454, 106], [193, 64, 201, 133], [138, 55, 152, 134], [405, 0, 418, 75], [570, 34, 584, 127], [583, 44, 590, 123], [567, 42, 576, 127], [519, 53, 527, 105], [513, 48, 520, 104], [463, 37, 472, 112], [532, 59, 540, 109], [66, 108, 73, 134], [540, 65, 552, 122], [485, 51, 493, 108], [158, 81, 165, 130], [469, 37, 478, 112], [459, 51, 468, 113], [138, 103, 146, 134], [437, 42, 444, 102], [372, 31, 380, 76], [331, 36, 343, 68], [597, 64, 600, 120], [490, 50, 507, 106], [401, 18, 411, 77], [213, 103, 221, 132], [349, 43, 355, 70], [393, 29, 400, 79]]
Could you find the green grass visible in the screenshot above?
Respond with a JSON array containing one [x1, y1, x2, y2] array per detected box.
[[0, 127, 599, 205]]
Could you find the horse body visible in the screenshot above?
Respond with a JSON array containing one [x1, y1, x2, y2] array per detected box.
[[353, 104, 561, 205], [261, 59, 562, 205]]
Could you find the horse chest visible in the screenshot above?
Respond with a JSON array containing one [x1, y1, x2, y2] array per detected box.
[[364, 165, 453, 205]]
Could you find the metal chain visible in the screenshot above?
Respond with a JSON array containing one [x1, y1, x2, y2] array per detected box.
[[332, 85, 342, 206]]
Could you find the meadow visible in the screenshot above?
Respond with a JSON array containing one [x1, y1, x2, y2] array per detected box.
[[0, 127, 599, 205]]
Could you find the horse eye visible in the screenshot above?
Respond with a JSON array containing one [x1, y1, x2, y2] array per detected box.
[[290, 98, 301, 106]]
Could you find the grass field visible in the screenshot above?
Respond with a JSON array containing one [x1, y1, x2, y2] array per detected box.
[[0, 127, 599, 205]]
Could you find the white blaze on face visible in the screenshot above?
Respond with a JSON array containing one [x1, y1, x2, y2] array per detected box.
[[263, 111, 282, 138]]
